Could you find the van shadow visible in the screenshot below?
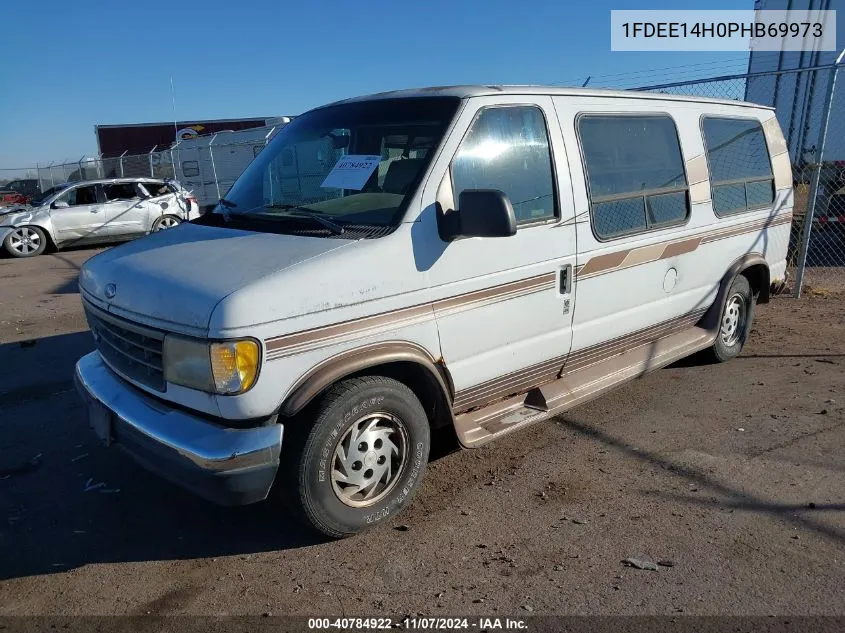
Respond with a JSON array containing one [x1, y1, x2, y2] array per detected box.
[[0, 331, 320, 582], [553, 416, 845, 544]]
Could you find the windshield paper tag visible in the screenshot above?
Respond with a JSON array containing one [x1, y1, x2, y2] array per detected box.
[[320, 155, 381, 191]]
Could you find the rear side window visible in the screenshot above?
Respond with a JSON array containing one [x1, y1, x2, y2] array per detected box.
[[578, 114, 689, 239], [701, 117, 774, 216], [103, 183, 140, 201], [451, 105, 556, 225], [141, 181, 174, 198]]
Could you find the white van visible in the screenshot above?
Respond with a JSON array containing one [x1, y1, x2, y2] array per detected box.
[[74, 86, 793, 538]]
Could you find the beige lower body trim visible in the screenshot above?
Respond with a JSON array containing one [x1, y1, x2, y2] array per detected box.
[[454, 320, 716, 448], [453, 309, 707, 415]]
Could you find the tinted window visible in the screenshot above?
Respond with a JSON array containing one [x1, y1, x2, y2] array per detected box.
[[452, 106, 556, 225], [702, 117, 774, 216], [103, 183, 139, 201], [579, 115, 688, 239], [56, 185, 97, 206]]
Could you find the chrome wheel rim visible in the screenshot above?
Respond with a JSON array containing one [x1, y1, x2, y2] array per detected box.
[[331, 412, 409, 508], [8, 227, 40, 254], [156, 216, 180, 230], [720, 293, 746, 346]]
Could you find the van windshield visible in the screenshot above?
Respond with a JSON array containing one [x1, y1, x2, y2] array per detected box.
[[204, 97, 460, 235]]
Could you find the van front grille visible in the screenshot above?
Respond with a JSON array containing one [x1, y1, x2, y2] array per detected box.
[[83, 303, 166, 392]]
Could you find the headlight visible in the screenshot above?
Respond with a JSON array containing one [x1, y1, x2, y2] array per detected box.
[[210, 340, 260, 394], [163, 336, 260, 395]]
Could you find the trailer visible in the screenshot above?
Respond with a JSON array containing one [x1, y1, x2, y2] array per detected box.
[[171, 117, 292, 210]]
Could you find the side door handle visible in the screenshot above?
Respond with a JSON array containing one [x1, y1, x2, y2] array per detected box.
[[559, 264, 572, 316], [559, 264, 572, 294]]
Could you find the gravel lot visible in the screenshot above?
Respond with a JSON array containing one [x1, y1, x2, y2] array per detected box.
[[1, 246, 843, 617]]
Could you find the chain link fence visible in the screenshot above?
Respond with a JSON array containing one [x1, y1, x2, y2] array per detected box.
[[5, 124, 284, 211], [637, 62, 844, 298]]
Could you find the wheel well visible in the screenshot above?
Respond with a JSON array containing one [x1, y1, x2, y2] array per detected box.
[[40, 226, 58, 251], [346, 361, 453, 430], [740, 263, 770, 303], [287, 360, 454, 431]]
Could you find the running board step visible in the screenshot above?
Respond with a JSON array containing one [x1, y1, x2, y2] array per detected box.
[[453, 324, 716, 448]]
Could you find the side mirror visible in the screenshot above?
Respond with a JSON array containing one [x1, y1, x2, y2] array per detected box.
[[439, 189, 517, 242], [51, 200, 69, 209]]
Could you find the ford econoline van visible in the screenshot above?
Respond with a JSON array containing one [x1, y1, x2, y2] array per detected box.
[[74, 86, 792, 537]]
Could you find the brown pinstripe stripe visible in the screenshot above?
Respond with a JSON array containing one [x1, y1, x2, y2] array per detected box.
[[265, 272, 556, 358], [434, 272, 555, 316], [265, 212, 790, 360], [452, 354, 569, 411], [452, 309, 707, 413], [661, 237, 702, 259], [578, 250, 629, 276], [700, 213, 792, 244], [564, 310, 705, 373], [576, 211, 792, 280]]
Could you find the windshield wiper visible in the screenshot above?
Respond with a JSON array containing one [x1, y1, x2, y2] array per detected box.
[[263, 204, 345, 235]]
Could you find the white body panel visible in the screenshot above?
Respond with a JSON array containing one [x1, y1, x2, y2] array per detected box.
[[76, 87, 793, 428], [419, 95, 577, 394], [553, 98, 792, 357]]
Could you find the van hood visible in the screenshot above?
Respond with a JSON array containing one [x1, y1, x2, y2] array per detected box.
[[79, 223, 354, 332]]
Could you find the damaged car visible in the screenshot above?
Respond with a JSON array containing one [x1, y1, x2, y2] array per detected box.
[[0, 178, 200, 258]]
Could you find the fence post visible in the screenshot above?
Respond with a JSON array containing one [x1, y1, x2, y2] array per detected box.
[[119, 151, 127, 177], [794, 59, 842, 298], [148, 146, 157, 177], [48, 162, 55, 187], [208, 133, 221, 202]]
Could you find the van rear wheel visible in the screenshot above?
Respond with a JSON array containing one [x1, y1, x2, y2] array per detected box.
[[708, 274, 754, 363], [283, 376, 430, 539]]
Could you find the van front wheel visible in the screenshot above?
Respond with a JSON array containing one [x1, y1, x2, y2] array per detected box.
[[709, 274, 754, 363], [284, 376, 431, 539]]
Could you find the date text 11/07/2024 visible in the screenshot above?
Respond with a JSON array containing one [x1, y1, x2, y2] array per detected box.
[[307, 617, 529, 630]]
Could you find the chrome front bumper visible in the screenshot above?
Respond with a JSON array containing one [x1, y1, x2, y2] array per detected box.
[[74, 351, 283, 506]]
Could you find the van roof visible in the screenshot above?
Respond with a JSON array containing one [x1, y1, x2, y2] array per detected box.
[[322, 85, 774, 111]]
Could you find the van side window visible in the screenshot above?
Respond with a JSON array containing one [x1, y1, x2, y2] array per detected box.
[[701, 117, 774, 216], [578, 114, 689, 239], [451, 106, 556, 224]]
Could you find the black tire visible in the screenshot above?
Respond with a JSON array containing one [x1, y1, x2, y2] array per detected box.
[[708, 274, 755, 363], [283, 376, 430, 539], [152, 215, 182, 231], [3, 225, 48, 258]]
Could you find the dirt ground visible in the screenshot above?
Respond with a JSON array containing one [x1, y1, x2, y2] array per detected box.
[[1, 247, 844, 617]]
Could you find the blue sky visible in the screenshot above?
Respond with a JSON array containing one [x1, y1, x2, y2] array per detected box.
[[1, 0, 751, 169]]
